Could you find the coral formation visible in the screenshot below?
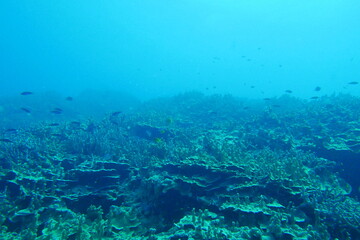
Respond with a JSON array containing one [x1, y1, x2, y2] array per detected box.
[[0, 92, 359, 239]]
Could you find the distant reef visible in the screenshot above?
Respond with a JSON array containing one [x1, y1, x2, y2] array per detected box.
[[1, 92, 360, 239]]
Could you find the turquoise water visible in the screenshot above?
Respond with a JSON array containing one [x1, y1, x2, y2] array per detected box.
[[1, 1, 360, 99]]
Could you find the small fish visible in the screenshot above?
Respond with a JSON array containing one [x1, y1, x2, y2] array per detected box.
[[50, 133, 63, 137], [348, 81, 359, 85], [263, 98, 271, 101], [50, 108, 63, 114], [0, 139, 13, 143], [65, 96, 73, 101], [50, 110, 62, 114], [272, 104, 281, 108], [20, 91, 33, 95], [310, 96, 319, 100], [5, 128, 17, 133], [285, 90, 293, 94], [48, 123, 60, 127], [250, 86, 255, 89], [21, 107, 31, 113], [314, 86, 321, 91]]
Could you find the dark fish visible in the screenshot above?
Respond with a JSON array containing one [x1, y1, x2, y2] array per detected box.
[[272, 104, 281, 108], [21, 107, 31, 113], [314, 86, 321, 91], [263, 98, 271, 101], [250, 86, 255, 88], [5, 128, 17, 133], [285, 90, 293, 94], [65, 96, 73, 101], [50, 110, 62, 114], [20, 91, 33, 95], [50, 108, 63, 114], [111, 111, 122, 117], [0, 139, 13, 143], [50, 133, 63, 137], [348, 81, 359, 85], [48, 123, 60, 127], [310, 96, 319, 100]]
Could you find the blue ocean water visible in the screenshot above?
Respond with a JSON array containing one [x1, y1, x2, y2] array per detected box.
[[1, 1, 360, 99]]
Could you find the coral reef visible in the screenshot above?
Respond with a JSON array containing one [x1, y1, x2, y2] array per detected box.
[[0, 92, 360, 239]]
